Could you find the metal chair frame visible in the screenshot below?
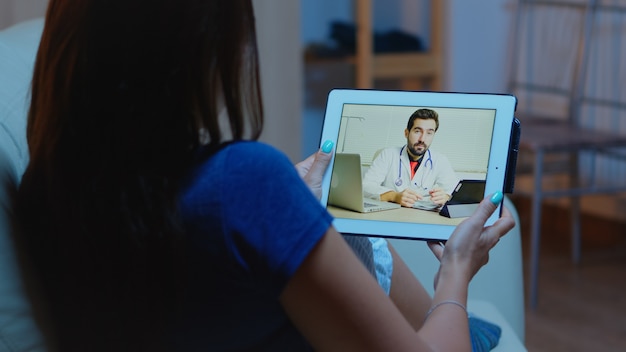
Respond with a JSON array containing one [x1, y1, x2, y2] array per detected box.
[[508, 0, 626, 309]]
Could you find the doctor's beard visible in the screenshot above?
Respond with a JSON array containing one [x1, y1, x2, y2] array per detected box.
[[407, 142, 428, 159]]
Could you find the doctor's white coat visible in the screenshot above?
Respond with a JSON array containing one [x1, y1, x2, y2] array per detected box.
[[362, 146, 460, 200]]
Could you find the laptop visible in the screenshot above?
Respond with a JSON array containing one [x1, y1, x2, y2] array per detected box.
[[328, 153, 401, 213]]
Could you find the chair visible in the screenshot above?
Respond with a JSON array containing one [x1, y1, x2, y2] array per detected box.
[[507, 0, 626, 308]]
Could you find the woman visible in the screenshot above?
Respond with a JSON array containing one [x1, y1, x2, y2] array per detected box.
[[16, 0, 515, 351]]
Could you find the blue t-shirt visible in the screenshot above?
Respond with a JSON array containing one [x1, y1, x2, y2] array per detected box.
[[174, 141, 333, 351]]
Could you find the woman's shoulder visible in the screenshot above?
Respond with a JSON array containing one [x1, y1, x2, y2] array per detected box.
[[190, 141, 294, 179], [216, 141, 291, 168], [223, 140, 286, 157], [181, 140, 298, 204]]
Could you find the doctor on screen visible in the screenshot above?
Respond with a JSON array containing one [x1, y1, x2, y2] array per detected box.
[[363, 108, 460, 208]]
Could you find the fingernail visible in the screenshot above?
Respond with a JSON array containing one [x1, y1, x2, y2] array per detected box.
[[321, 140, 334, 153], [490, 191, 503, 205]]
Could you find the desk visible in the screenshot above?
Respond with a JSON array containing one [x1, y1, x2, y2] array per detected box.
[[328, 205, 466, 226]]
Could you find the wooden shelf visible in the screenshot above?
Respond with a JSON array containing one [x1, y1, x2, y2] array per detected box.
[[354, 0, 444, 90], [371, 52, 440, 79]]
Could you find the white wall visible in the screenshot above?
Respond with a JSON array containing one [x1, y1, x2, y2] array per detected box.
[[446, 0, 514, 94], [253, 0, 303, 162]]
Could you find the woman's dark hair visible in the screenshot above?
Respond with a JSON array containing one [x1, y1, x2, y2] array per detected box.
[[17, 0, 263, 350]]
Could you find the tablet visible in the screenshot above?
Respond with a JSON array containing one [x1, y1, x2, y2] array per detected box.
[[318, 89, 517, 241]]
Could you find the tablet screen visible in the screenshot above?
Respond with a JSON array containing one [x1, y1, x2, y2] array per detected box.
[[319, 89, 516, 241]]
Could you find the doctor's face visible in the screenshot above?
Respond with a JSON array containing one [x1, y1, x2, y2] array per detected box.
[[404, 118, 437, 159]]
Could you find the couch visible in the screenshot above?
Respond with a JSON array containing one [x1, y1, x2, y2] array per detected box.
[[0, 17, 526, 351], [0, 18, 46, 351]]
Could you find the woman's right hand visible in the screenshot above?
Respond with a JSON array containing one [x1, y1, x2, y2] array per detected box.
[[428, 192, 516, 289]]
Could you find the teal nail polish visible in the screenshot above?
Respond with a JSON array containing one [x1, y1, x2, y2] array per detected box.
[[321, 140, 334, 153], [490, 191, 503, 205]]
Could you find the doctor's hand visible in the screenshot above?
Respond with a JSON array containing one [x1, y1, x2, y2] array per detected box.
[[295, 140, 334, 200], [429, 188, 451, 206], [427, 192, 515, 290], [382, 188, 421, 208]]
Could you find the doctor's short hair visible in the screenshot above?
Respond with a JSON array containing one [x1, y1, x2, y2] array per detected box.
[[407, 108, 439, 132]]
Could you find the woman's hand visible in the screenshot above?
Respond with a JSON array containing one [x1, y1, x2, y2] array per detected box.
[[428, 192, 515, 289], [295, 140, 334, 200]]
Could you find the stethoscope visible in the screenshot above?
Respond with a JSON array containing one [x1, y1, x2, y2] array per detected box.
[[394, 146, 433, 187]]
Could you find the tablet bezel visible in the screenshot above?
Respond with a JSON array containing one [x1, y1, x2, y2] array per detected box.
[[319, 89, 517, 241]]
